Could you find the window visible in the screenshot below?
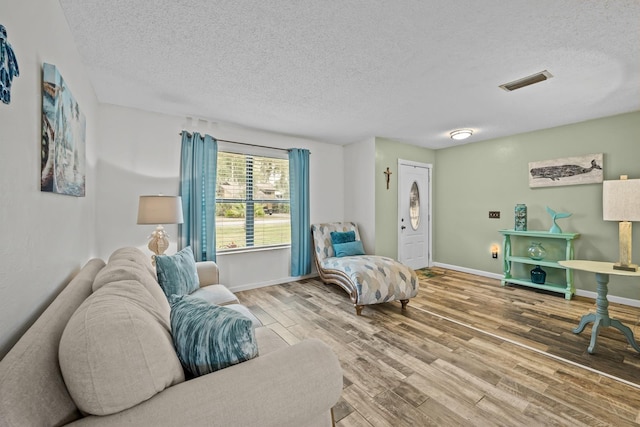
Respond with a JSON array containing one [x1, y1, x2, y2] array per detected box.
[[216, 151, 290, 251]]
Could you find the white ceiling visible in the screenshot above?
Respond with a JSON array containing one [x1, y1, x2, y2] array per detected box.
[[58, 0, 640, 149]]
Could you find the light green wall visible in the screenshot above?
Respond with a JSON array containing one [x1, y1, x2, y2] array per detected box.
[[374, 138, 436, 258], [434, 111, 640, 299]]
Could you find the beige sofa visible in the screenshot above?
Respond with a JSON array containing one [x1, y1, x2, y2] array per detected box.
[[0, 247, 342, 427]]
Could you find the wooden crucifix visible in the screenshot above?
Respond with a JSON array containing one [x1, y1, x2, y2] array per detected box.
[[383, 167, 392, 190]]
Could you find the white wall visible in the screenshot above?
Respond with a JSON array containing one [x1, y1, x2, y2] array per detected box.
[[0, 0, 345, 356], [0, 0, 99, 356], [343, 138, 376, 253], [96, 105, 345, 290]]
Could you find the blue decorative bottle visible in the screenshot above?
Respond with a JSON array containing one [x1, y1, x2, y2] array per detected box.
[[530, 265, 546, 284]]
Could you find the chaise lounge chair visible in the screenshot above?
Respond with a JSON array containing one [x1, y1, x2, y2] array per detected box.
[[311, 222, 419, 315]]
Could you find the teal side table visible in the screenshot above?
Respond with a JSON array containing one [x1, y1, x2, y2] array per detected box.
[[559, 260, 640, 354], [499, 229, 580, 300]]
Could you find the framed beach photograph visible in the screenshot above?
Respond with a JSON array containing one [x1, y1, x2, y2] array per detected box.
[[41, 63, 86, 197], [529, 153, 603, 188]]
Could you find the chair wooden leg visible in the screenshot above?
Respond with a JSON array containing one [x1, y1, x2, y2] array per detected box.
[[400, 299, 409, 310], [355, 305, 364, 316]]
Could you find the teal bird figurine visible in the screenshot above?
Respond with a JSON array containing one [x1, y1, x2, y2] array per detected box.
[[546, 206, 571, 233]]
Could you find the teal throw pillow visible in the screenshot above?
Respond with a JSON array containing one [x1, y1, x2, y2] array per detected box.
[[330, 230, 356, 245], [333, 240, 366, 257], [155, 246, 200, 298], [170, 295, 258, 377]]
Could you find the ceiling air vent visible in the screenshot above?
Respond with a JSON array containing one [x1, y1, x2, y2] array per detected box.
[[499, 70, 553, 92]]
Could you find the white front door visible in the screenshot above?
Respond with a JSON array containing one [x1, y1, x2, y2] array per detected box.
[[398, 160, 431, 269]]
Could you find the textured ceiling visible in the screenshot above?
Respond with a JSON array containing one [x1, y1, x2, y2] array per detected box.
[[58, 0, 640, 149]]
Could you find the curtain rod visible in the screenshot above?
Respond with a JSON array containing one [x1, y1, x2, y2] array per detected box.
[[180, 131, 291, 153]]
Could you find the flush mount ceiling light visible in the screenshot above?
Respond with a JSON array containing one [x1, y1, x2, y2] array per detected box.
[[450, 129, 473, 140], [499, 70, 553, 92]]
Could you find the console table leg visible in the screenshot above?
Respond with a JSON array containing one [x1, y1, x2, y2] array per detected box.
[[610, 319, 640, 353], [573, 313, 595, 334], [588, 317, 603, 354]]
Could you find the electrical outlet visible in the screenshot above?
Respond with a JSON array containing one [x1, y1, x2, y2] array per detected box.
[[489, 211, 500, 219]]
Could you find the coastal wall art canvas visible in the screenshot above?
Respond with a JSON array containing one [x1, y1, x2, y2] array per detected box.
[[41, 63, 86, 196], [529, 153, 603, 188]]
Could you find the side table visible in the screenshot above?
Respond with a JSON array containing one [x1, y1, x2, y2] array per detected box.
[[558, 260, 640, 354]]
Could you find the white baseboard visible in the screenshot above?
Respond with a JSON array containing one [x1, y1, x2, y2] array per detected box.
[[432, 262, 640, 308], [433, 262, 503, 280], [575, 289, 640, 308], [226, 273, 318, 293]]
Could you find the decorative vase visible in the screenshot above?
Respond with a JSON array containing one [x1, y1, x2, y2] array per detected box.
[[530, 265, 547, 284], [527, 242, 547, 260], [514, 204, 527, 231]]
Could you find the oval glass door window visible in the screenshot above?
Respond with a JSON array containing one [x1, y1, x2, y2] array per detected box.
[[409, 181, 420, 230]]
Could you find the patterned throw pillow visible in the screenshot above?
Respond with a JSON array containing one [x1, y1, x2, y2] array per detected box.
[[330, 230, 356, 245], [170, 294, 259, 377], [155, 246, 200, 298], [333, 240, 366, 257]]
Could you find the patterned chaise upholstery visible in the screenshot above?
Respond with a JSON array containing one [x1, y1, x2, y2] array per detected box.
[[311, 222, 419, 315]]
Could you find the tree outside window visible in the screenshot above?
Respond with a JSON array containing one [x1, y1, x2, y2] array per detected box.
[[216, 151, 290, 250]]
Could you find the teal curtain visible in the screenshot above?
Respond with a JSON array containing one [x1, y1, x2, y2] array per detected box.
[[179, 132, 217, 261], [289, 148, 311, 276]]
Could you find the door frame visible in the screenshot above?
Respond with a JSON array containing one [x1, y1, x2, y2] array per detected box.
[[397, 159, 433, 268]]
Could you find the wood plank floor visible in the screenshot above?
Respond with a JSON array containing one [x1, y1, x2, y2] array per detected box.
[[236, 268, 640, 426]]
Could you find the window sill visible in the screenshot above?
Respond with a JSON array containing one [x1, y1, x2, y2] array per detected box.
[[216, 244, 291, 256]]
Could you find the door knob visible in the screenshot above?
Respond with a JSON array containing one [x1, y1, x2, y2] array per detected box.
[[401, 226, 406, 230]]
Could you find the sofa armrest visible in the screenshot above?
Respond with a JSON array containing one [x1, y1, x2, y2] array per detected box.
[[67, 338, 343, 427], [195, 261, 219, 287]]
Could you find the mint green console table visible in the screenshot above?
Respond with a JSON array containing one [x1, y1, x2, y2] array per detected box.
[[499, 229, 580, 300]]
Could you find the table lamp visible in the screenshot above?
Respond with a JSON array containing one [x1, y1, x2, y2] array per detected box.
[[137, 195, 184, 262], [602, 175, 640, 271]]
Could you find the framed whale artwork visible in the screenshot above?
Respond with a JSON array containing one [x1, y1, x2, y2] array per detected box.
[[528, 153, 603, 188]]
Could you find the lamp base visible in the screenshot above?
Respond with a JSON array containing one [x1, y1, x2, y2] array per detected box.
[[148, 225, 170, 265], [616, 221, 636, 272], [613, 263, 638, 272]]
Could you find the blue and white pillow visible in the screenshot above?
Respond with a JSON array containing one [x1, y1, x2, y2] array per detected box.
[[170, 294, 258, 377], [155, 246, 200, 298]]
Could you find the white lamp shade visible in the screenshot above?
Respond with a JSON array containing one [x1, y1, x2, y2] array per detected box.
[[603, 179, 640, 221], [137, 195, 184, 224]]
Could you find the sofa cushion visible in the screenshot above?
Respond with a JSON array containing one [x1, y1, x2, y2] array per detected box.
[[222, 303, 263, 329], [190, 284, 239, 306], [170, 294, 259, 377], [59, 280, 184, 416], [155, 246, 200, 298], [254, 326, 288, 355], [93, 255, 170, 324], [108, 246, 157, 277]]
